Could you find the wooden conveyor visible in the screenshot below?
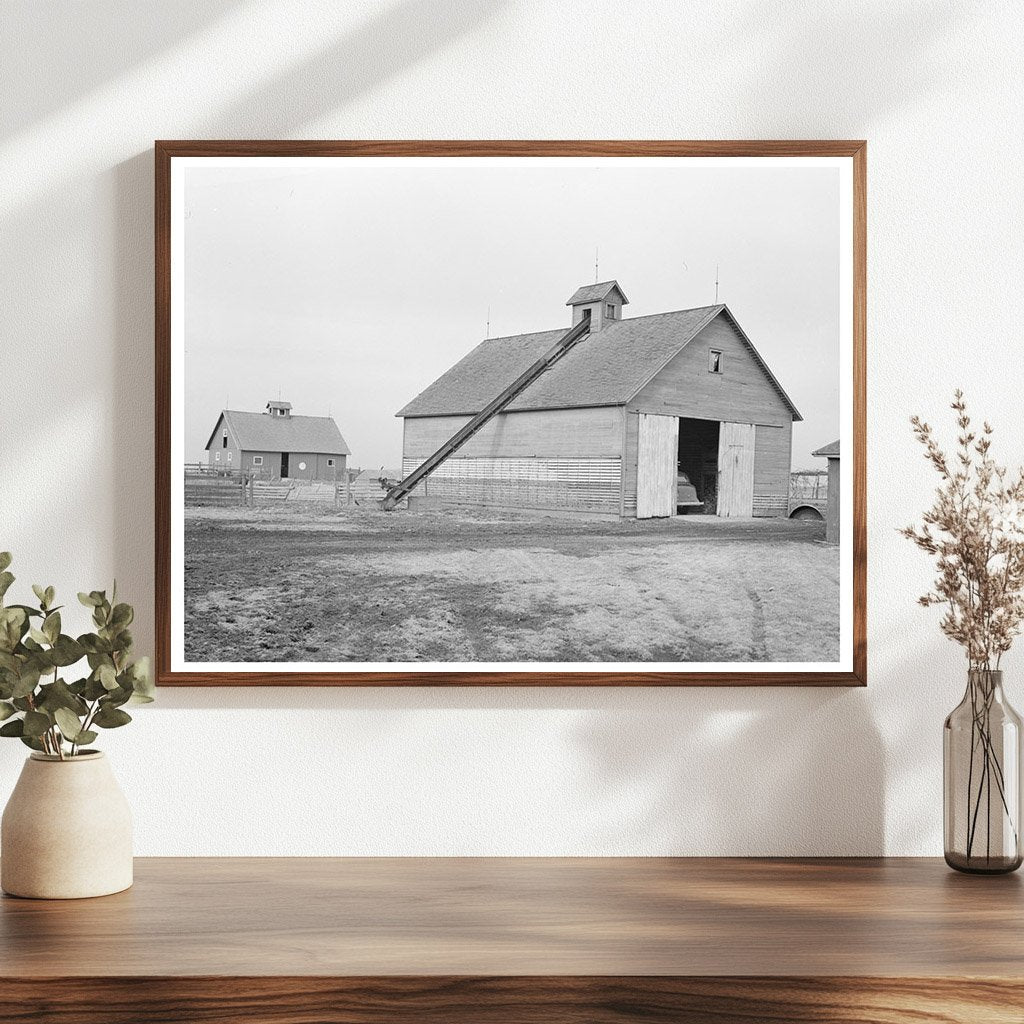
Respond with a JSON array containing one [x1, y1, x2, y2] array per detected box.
[[382, 318, 592, 510]]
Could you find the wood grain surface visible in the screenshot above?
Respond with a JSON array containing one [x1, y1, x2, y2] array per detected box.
[[155, 139, 867, 687], [0, 858, 1021, 1022]]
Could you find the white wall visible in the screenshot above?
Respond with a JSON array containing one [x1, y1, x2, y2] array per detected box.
[[2, 0, 1023, 855]]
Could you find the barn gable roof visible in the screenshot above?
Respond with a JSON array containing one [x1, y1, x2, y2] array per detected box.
[[813, 439, 840, 458], [205, 411, 350, 455], [396, 305, 802, 421]]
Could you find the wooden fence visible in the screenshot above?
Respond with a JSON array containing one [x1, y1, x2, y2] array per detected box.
[[184, 464, 357, 508]]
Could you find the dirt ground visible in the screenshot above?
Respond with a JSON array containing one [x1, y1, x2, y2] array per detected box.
[[183, 505, 840, 664]]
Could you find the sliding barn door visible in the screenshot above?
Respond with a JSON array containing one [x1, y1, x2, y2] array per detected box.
[[717, 422, 755, 517], [636, 413, 679, 519]]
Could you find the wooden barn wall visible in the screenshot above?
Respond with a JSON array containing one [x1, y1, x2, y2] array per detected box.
[[402, 406, 622, 459], [627, 315, 794, 428], [206, 413, 241, 473], [622, 314, 796, 518], [402, 407, 624, 513], [402, 456, 622, 513], [753, 423, 793, 518]]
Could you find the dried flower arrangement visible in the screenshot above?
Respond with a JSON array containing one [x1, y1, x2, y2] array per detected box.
[[902, 390, 1024, 667], [903, 390, 1024, 869]]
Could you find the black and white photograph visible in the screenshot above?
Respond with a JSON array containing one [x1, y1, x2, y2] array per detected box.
[[163, 147, 860, 682]]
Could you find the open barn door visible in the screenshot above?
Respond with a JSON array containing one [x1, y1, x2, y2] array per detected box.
[[717, 422, 755, 517], [636, 413, 679, 519]]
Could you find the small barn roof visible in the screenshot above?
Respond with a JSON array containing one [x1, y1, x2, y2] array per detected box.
[[565, 280, 630, 306], [206, 411, 350, 455], [396, 305, 802, 421], [812, 439, 840, 458], [266, 400, 292, 411]]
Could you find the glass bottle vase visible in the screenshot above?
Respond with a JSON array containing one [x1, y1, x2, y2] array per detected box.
[[944, 669, 1023, 873]]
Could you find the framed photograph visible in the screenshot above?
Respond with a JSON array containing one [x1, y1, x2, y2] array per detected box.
[[156, 141, 865, 686]]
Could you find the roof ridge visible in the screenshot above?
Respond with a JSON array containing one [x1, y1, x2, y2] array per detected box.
[[476, 305, 726, 346]]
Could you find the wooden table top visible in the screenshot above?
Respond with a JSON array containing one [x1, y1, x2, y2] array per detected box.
[[1, 857, 1021, 979]]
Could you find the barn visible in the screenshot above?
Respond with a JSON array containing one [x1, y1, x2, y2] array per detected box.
[[204, 400, 350, 482], [395, 281, 801, 519]]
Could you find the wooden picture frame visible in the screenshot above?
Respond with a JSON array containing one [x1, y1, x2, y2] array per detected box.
[[156, 140, 866, 686]]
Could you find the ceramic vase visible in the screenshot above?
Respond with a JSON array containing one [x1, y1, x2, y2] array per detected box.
[[1, 751, 133, 898]]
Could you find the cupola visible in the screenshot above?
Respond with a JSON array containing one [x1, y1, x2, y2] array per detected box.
[[565, 280, 629, 331], [266, 400, 292, 419]]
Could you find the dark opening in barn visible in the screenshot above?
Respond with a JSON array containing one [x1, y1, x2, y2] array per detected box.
[[677, 417, 719, 514]]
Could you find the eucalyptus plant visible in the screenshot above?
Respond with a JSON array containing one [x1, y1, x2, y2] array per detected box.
[[0, 552, 153, 759]]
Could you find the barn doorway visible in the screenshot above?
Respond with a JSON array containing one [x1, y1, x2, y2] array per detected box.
[[281, 452, 290, 478], [677, 417, 720, 515]]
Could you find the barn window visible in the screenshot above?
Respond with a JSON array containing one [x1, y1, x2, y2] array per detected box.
[[227, 451, 232, 462], [214, 452, 220, 462], [327, 458, 335, 467], [252, 456, 263, 466], [222, 430, 228, 449], [580, 307, 591, 323], [709, 349, 723, 374], [606, 303, 616, 320]]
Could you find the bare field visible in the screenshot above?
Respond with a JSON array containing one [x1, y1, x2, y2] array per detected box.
[[183, 506, 840, 664]]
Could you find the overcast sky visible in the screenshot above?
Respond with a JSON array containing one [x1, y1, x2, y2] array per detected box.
[[184, 159, 841, 471]]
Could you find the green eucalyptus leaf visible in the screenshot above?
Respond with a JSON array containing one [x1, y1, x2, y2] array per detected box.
[[110, 604, 133, 629], [74, 730, 98, 746], [44, 586, 55, 608], [98, 664, 117, 690], [80, 635, 112, 656], [22, 711, 50, 738], [104, 685, 132, 708], [0, 553, 11, 573], [127, 657, 154, 701], [0, 572, 14, 602], [77, 592, 99, 608], [19, 735, 45, 751], [92, 705, 131, 729], [0, 701, 16, 721], [37, 679, 88, 716], [49, 635, 85, 668], [11, 666, 41, 699], [12, 697, 33, 712], [31, 584, 46, 606], [28, 627, 49, 646], [42, 611, 60, 644], [83, 675, 108, 701], [0, 607, 26, 651], [0, 719, 24, 738], [8, 604, 42, 619], [53, 707, 84, 741]]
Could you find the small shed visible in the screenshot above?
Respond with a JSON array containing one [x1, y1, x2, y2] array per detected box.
[[205, 400, 350, 482], [812, 439, 840, 544], [396, 281, 801, 519]]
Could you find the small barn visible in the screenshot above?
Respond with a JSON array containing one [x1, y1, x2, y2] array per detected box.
[[205, 400, 350, 482], [812, 439, 841, 544], [396, 281, 801, 519]]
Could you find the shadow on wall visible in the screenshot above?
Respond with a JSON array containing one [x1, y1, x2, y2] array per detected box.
[[103, 0, 509, 658], [572, 687, 884, 855]]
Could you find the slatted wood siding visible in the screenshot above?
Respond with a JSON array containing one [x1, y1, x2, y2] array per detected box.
[[403, 457, 621, 513], [402, 407, 624, 513], [752, 424, 792, 517], [636, 414, 678, 518], [717, 422, 756, 517]]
